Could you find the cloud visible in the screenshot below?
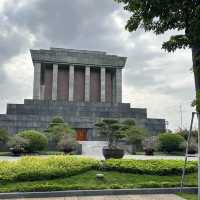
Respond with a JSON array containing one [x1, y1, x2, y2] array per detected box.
[[0, 0, 196, 130]]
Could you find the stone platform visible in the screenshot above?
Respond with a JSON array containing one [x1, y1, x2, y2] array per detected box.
[[0, 99, 165, 138]]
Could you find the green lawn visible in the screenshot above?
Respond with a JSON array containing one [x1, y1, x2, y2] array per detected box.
[[0, 170, 197, 193], [177, 193, 197, 200]]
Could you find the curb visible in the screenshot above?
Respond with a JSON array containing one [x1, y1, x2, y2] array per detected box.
[[0, 187, 197, 199]]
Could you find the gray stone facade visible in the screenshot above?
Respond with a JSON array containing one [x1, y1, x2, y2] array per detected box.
[[0, 48, 166, 138], [0, 100, 165, 138]]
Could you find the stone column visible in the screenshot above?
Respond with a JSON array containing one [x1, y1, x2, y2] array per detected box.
[[33, 63, 41, 100], [116, 68, 122, 103], [69, 64, 74, 101], [40, 85, 45, 100], [112, 71, 116, 103], [52, 64, 58, 100], [101, 67, 106, 102], [85, 66, 90, 102]]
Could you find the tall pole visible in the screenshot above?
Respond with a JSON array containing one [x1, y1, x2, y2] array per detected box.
[[180, 104, 183, 130]]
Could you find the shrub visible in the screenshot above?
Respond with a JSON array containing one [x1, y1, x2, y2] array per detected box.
[[0, 128, 9, 143], [142, 136, 159, 155], [57, 134, 78, 154], [18, 130, 48, 153], [0, 128, 9, 151], [103, 159, 197, 175], [0, 156, 99, 182], [159, 133, 185, 153], [7, 135, 29, 155], [45, 117, 76, 150]]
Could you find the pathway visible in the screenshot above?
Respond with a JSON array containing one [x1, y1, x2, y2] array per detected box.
[[5, 194, 184, 200]]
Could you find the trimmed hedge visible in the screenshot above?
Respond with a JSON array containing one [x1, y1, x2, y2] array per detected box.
[[103, 159, 197, 175], [0, 156, 99, 182]]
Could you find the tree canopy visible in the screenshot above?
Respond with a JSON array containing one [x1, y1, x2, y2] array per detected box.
[[115, 0, 200, 110], [115, 0, 200, 50]]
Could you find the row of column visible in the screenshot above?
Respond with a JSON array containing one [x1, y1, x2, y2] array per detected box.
[[33, 63, 122, 103]]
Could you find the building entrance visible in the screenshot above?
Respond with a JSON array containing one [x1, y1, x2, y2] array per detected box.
[[76, 128, 87, 141]]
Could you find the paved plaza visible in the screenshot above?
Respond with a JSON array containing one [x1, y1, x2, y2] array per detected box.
[[4, 194, 184, 200]]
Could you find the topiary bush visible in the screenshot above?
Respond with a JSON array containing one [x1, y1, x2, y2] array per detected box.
[[158, 133, 185, 153], [17, 130, 48, 153]]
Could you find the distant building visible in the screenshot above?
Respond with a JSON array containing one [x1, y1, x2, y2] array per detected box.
[[0, 48, 165, 140]]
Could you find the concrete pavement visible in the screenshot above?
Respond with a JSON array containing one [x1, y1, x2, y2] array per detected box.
[[3, 194, 185, 200]]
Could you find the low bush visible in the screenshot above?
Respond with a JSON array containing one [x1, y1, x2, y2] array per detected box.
[[103, 159, 197, 175], [7, 135, 29, 156], [0, 156, 99, 182], [18, 130, 48, 153], [159, 133, 185, 153]]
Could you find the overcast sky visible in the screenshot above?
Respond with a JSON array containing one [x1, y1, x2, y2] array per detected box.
[[0, 0, 196, 131]]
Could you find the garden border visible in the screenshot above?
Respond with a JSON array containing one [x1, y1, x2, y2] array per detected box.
[[0, 187, 197, 199]]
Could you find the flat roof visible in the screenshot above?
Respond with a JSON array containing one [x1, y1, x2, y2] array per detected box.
[[30, 48, 127, 68]]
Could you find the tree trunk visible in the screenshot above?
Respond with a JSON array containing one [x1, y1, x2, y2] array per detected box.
[[192, 47, 200, 200], [192, 47, 200, 92]]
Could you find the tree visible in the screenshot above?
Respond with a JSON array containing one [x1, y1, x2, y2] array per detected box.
[[57, 134, 78, 154], [113, 1, 200, 195], [125, 126, 146, 144], [122, 120, 146, 153], [45, 117, 76, 149], [114, 0, 200, 106], [95, 119, 125, 149]]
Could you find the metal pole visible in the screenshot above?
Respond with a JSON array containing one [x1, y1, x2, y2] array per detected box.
[[198, 112, 200, 200], [180, 112, 195, 190]]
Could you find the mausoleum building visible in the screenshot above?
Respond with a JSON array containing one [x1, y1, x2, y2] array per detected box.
[[0, 48, 165, 140]]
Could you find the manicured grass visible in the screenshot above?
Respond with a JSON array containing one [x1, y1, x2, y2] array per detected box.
[[177, 193, 197, 200], [0, 156, 197, 193], [0, 170, 197, 193]]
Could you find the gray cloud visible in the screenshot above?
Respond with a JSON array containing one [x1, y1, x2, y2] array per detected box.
[[0, 0, 195, 130]]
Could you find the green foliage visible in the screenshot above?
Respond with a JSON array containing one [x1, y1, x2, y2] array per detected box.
[[124, 126, 146, 145], [0, 156, 99, 182], [57, 134, 78, 153], [49, 116, 65, 127], [0, 128, 9, 143], [142, 136, 159, 151], [114, 0, 200, 107], [95, 119, 125, 149], [46, 117, 75, 149], [159, 133, 185, 153], [122, 119, 135, 127], [115, 0, 200, 49], [0, 170, 197, 192], [103, 159, 197, 175], [192, 90, 200, 113], [176, 129, 191, 140], [18, 130, 48, 153], [177, 193, 197, 200], [7, 135, 29, 155]]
